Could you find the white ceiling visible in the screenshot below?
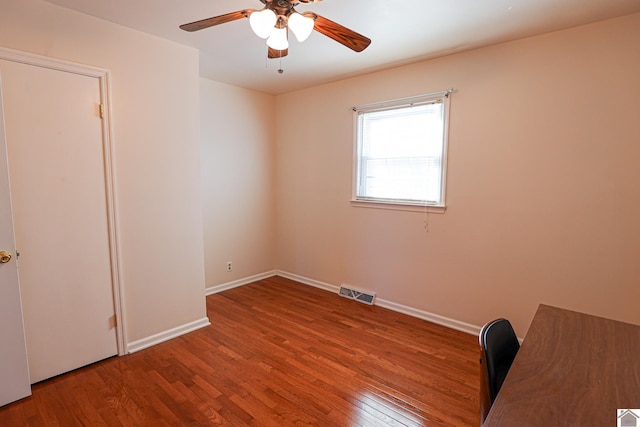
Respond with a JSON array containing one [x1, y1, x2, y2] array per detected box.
[[44, 0, 640, 95]]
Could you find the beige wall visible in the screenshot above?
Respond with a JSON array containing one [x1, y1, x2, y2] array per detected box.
[[275, 13, 640, 336], [200, 79, 276, 287], [0, 0, 207, 343], [3, 0, 638, 343]]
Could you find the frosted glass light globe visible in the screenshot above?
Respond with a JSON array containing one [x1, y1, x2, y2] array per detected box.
[[249, 9, 277, 39], [288, 12, 314, 42], [267, 27, 289, 50]]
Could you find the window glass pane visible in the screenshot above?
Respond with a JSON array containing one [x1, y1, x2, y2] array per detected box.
[[357, 102, 445, 204]]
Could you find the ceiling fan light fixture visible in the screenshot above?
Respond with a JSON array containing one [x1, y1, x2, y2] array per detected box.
[[288, 12, 314, 42], [180, 1, 372, 60], [267, 26, 289, 50], [249, 8, 277, 39]]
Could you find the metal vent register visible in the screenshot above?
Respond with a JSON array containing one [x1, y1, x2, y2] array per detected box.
[[338, 285, 376, 305]]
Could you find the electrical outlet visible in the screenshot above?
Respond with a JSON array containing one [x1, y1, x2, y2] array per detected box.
[[226, 261, 232, 272]]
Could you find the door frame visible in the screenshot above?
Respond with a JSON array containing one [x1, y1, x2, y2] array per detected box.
[[0, 47, 127, 356]]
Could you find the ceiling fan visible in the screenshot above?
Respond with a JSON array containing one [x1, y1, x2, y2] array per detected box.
[[179, 0, 371, 61]]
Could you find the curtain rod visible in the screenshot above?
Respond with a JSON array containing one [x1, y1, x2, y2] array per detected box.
[[349, 88, 455, 112]]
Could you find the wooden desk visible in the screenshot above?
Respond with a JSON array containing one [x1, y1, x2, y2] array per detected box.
[[484, 304, 640, 426]]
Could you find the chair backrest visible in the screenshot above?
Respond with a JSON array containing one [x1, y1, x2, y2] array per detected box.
[[479, 318, 520, 425]]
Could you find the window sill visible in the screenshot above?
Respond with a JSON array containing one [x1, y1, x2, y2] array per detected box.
[[350, 199, 446, 214]]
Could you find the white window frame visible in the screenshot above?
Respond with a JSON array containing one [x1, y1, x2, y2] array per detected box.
[[351, 89, 452, 213]]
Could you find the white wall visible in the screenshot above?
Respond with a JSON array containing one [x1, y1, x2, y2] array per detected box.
[[200, 79, 276, 288], [0, 0, 207, 343], [275, 13, 640, 336]]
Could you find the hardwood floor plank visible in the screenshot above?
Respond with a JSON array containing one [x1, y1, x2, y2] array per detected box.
[[0, 276, 479, 426]]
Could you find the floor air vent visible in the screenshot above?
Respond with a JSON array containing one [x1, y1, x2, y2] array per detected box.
[[338, 285, 376, 305]]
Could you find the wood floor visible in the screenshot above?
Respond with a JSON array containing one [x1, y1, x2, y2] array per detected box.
[[0, 276, 480, 426]]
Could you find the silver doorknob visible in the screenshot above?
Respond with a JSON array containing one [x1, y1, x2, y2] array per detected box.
[[0, 251, 12, 263]]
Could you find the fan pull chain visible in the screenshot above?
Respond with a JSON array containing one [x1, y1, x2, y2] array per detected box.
[[278, 49, 284, 74]]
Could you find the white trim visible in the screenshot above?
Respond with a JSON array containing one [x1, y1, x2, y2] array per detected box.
[[0, 46, 127, 356], [276, 270, 340, 293], [98, 67, 128, 355], [351, 90, 453, 211], [0, 46, 110, 78], [204, 269, 482, 337], [440, 90, 451, 210], [205, 270, 278, 295], [350, 200, 446, 213], [275, 271, 481, 336], [349, 89, 455, 112], [375, 298, 480, 336], [127, 317, 211, 354]]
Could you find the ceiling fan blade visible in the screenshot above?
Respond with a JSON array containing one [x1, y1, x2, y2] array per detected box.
[[268, 47, 289, 59], [180, 10, 253, 32], [309, 13, 371, 52]]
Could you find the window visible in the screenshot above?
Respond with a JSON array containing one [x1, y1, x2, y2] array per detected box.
[[353, 90, 451, 211]]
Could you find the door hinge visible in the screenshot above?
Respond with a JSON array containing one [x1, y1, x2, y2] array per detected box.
[[99, 104, 105, 119]]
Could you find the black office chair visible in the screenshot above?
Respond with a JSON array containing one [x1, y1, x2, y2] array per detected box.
[[479, 318, 520, 425]]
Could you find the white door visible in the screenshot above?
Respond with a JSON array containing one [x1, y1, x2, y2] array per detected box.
[[0, 72, 31, 407], [0, 59, 118, 383]]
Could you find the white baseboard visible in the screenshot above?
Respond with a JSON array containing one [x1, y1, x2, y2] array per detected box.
[[127, 317, 211, 354], [205, 270, 278, 295], [126, 271, 481, 355], [375, 298, 481, 336], [276, 270, 481, 337], [276, 270, 340, 293]]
